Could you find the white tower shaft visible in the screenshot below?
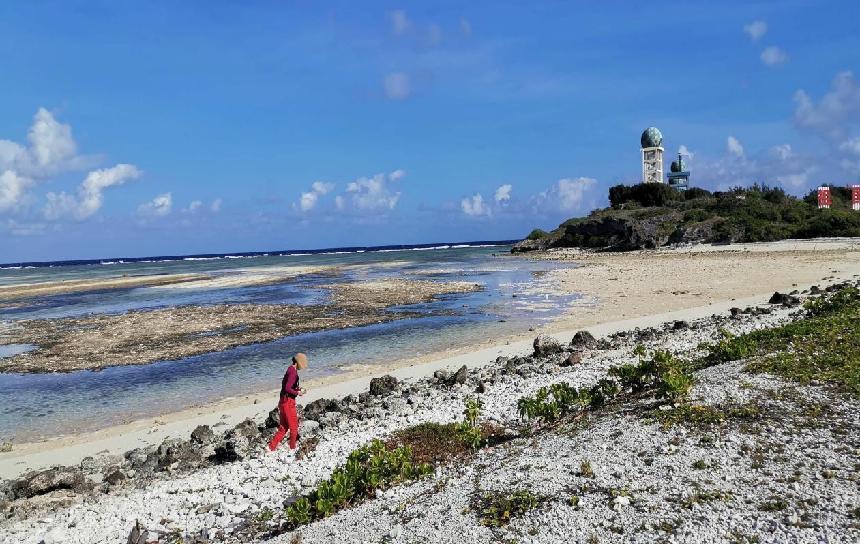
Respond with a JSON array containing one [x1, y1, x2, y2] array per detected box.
[[641, 146, 664, 184]]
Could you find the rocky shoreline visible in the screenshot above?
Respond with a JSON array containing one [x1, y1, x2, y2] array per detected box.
[[0, 279, 481, 373], [1, 278, 858, 543]]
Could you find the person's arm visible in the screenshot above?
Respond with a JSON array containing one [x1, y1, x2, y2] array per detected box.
[[284, 366, 301, 397]]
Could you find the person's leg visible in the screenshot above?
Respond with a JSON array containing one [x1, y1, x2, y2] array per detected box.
[[286, 398, 300, 450], [268, 401, 289, 451]]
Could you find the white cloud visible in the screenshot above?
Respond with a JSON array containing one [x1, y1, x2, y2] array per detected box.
[[311, 181, 334, 194], [760, 46, 788, 66], [137, 192, 172, 217], [343, 170, 404, 212], [44, 164, 142, 220], [531, 177, 597, 213], [727, 136, 745, 157], [459, 17, 472, 37], [5, 218, 47, 237], [188, 200, 202, 213], [383, 72, 411, 100], [678, 145, 694, 160], [334, 195, 345, 211], [299, 191, 319, 212], [743, 21, 767, 41], [0, 171, 34, 212], [494, 184, 512, 203], [553, 177, 597, 211], [389, 10, 411, 35], [793, 71, 860, 140], [297, 181, 336, 212], [461, 193, 490, 216], [770, 144, 793, 161], [210, 198, 222, 212], [0, 108, 99, 213]]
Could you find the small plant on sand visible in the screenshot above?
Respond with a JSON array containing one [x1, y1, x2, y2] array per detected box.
[[580, 460, 595, 478], [457, 397, 484, 450], [473, 490, 544, 527]]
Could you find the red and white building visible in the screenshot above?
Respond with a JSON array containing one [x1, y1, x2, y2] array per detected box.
[[818, 186, 831, 209], [852, 184, 860, 211]]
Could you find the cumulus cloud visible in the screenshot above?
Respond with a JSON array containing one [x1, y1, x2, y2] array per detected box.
[[389, 10, 411, 35], [743, 21, 767, 41], [210, 198, 222, 212], [0, 171, 34, 213], [760, 46, 788, 66], [343, 170, 404, 212], [137, 192, 172, 217], [793, 71, 860, 141], [494, 184, 512, 203], [461, 193, 490, 216], [383, 72, 411, 100], [298, 181, 336, 212], [727, 136, 745, 157], [187, 200, 202, 213], [529, 177, 597, 213], [44, 164, 142, 220], [678, 145, 694, 160], [0, 108, 100, 214]]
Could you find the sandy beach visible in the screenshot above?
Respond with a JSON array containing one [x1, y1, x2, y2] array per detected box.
[[2, 238, 858, 480]]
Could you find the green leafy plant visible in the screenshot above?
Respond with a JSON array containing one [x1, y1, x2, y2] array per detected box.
[[474, 490, 544, 527], [284, 440, 433, 528], [457, 397, 484, 450]]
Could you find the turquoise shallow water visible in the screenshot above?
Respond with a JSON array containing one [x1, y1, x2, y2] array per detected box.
[[0, 246, 579, 442]]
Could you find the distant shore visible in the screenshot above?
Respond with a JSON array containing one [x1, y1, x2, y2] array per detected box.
[[2, 237, 858, 479]]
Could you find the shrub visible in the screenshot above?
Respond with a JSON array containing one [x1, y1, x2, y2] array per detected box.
[[609, 183, 682, 208], [526, 228, 550, 240], [284, 440, 432, 527], [518, 350, 695, 425]]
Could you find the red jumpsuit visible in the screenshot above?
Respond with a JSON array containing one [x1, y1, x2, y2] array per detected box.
[[268, 364, 300, 451]]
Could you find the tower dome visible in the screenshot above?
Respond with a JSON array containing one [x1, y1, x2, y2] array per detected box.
[[670, 157, 686, 172], [640, 127, 663, 148]]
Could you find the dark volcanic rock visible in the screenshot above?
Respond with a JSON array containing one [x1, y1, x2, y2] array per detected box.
[[190, 425, 216, 445], [434, 365, 469, 387], [570, 330, 597, 349], [560, 352, 583, 367], [303, 398, 342, 421], [105, 469, 127, 486], [156, 438, 203, 470], [533, 334, 563, 356], [369, 375, 399, 396], [264, 408, 281, 429], [12, 467, 88, 499], [214, 419, 260, 463], [768, 292, 800, 306], [672, 320, 689, 330]]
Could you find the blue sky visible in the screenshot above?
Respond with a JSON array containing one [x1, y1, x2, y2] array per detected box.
[[1, 1, 859, 262]]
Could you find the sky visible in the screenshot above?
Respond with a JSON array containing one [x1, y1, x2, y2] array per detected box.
[[1, 0, 859, 262]]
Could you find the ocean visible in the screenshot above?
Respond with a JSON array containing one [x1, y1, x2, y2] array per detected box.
[[0, 242, 580, 442]]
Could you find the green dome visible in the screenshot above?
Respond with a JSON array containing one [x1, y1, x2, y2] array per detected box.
[[640, 127, 663, 148], [670, 158, 686, 172]]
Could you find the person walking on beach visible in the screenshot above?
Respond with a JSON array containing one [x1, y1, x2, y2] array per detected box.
[[268, 353, 307, 451]]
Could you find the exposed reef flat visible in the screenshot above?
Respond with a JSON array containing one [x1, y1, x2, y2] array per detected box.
[[0, 273, 209, 302], [0, 279, 481, 374]]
